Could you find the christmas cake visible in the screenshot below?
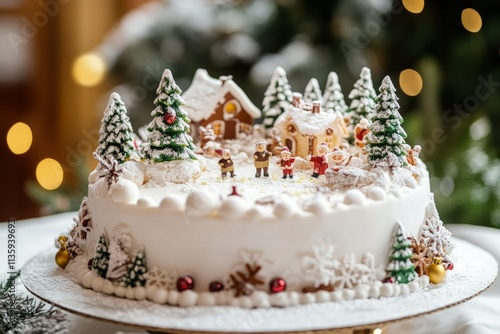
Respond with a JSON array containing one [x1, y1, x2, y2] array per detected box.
[[55, 67, 455, 308]]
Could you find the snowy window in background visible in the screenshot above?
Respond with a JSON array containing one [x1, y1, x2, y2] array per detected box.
[[223, 99, 241, 120]]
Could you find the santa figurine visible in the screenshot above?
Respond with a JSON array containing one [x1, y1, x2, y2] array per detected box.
[[215, 148, 235, 178], [329, 148, 353, 172], [307, 142, 329, 178], [354, 118, 371, 148], [253, 141, 271, 178], [277, 147, 295, 179]]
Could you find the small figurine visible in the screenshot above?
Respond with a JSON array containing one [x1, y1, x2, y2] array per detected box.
[[277, 147, 295, 179], [216, 148, 235, 178], [329, 148, 353, 172], [354, 118, 370, 148], [307, 142, 329, 178], [405, 144, 422, 166], [253, 141, 272, 178]]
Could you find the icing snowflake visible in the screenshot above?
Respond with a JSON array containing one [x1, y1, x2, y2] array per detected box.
[[301, 237, 339, 287], [144, 265, 178, 290], [356, 253, 378, 285], [224, 250, 272, 291], [333, 254, 360, 289]]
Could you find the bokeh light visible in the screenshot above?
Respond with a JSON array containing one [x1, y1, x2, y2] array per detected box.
[[6, 122, 33, 154], [399, 69, 423, 96], [72, 52, 107, 87], [461, 8, 482, 33], [373, 329, 383, 334], [36, 158, 64, 190], [402, 0, 424, 14]]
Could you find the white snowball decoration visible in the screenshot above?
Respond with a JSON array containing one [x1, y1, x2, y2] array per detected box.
[[274, 199, 297, 218], [114, 286, 127, 298], [137, 196, 156, 208], [367, 186, 387, 201], [197, 292, 216, 306], [134, 286, 147, 300], [270, 292, 289, 307], [399, 284, 410, 296], [380, 283, 393, 297], [392, 284, 401, 296], [368, 285, 381, 298], [408, 281, 420, 293], [185, 190, 215, 217], [125, 287, 135, 300], [82, 271, 95, 288], [152, 289, 168, 304], [77, 269, 90, 283], [354, 286, 369, 299], [342, 289, 355, 301], [306, 195, 330, 217], [288, 291, 300, 306], [121, 160, 146, 186], [244, 206, 267, 221], [343, 189, 366, 205], [219, 196, 249, 220], [331, 290, 343, 302], [299, 293, 315, 304], [111, 178, 139, 204], [167, 290, 180, 305], [239, 296, 253, 309], [159, 196, 183, 212], [420, 275, 430, 288], [91, 277, 105, 292], [178, 290, 198, 307], [251, 291, 270, 308], [314, 290, 330, 302], [146, 286, 157, 300], [102, 280, 115, 295]]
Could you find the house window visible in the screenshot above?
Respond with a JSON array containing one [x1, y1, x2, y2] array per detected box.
[[223, 99, 241, 120], [209, 121, 225, 137], [326, 128, 334, 136], [237, 122, 253, 136], [287, 124, 296, 133]]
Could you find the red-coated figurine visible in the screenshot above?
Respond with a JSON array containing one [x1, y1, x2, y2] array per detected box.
[[307, 142, 329, 178], [277, 147, 295, 179]]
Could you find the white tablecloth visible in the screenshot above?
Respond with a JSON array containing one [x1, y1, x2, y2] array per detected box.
[[1, 213, 499, 334]]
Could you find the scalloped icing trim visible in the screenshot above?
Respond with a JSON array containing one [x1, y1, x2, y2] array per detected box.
[[66, 256, 431, 308]]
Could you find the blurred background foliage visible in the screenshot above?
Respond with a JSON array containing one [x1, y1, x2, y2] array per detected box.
[[9, 0, 500, 228]]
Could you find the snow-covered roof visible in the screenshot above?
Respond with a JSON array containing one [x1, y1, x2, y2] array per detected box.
[[275, 105, 346, 136], [182, 68, 261, 122]]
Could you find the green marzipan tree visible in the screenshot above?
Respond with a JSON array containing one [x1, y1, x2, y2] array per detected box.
[[121, 246, 148, 288], [387, 222, 417, 284], [92, 233, 110, 278]]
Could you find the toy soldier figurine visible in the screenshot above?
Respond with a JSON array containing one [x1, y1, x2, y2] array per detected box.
[[277, 147, 295, 179], [307, 142, 329, 178], [216, 148, 235, 178], [253, 141, 271, 177]]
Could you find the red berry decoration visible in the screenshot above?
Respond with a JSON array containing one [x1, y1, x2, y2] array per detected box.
[[446, 261, 454, 271], [87, 258, 94, 270], [209, 281, 224, 292], [177, 276, 194, 292], [164, 112, 176, 124], [269, 278, 286, 293], [383, 277, 395, 284]]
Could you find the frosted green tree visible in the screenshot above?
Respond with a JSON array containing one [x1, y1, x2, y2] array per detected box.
[[144, 69, 197, 162], [365, 76, 407, 168], [323, 71, 348, 115], [92, 233, 110, 278], [303, 78, 323, 104], [348, 67, 377, 127], [121, 246, 148, 287], [387, 222, 417, 284], [262, 66, 293, 129], [96, 92, 136, 163]]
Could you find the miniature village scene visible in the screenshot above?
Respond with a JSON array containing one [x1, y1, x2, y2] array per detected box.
[[87, 66, 427, 206]]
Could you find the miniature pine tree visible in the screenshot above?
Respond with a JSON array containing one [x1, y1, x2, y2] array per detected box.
[[92, 233, 110, 278], [106, 225, 132, 280], [365, 76, 408, 168], [121, 246, 148, 287], [303, 78, 323, 104], [387, 222, 417, 284], [347, 67, 377, 127], [262, 66, 293, 129], [322, 71, 348, 115], [96, 92, 136, 163], [144, 69, 197, 162]]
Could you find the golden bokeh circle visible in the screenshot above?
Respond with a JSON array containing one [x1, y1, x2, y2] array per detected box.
[[7, 122, 33, 154], [36, 158, 64, 190], [399, 69, 423, 97]]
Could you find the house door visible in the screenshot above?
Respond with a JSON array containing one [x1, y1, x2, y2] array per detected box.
[[285, 138, 296, 154]]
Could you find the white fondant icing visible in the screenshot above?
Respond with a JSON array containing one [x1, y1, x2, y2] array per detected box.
[[185, 190, 215, 217], [111, 178, 139, 204], [137, 197, 156, 208]]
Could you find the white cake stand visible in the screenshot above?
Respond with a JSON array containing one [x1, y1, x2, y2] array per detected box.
[[22, 238, 497, 334]]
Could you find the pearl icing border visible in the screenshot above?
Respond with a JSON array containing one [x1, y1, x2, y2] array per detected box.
[[66, 256, 430, 308]]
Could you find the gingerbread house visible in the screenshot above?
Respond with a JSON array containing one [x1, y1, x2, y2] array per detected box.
[[274, 102, 348, 158], [183, 69, 261, 140]]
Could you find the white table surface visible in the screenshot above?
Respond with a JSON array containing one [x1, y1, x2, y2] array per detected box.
[[1, 212, 499, 334]]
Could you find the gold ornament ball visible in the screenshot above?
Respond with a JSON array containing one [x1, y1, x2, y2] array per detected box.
[[428, 257, 446, 284], [55, 249, 71, 269]]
